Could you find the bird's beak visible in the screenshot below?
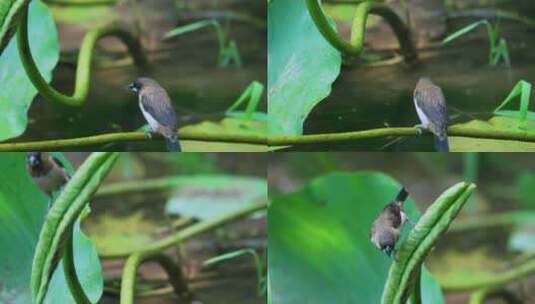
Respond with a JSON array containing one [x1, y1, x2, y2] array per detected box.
[[127, 83, 137, 93], [28, 155, 39, 166]]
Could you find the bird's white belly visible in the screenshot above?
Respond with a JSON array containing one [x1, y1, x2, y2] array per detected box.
[[139, 101, 159, 131], [414, 98, 430, 127]]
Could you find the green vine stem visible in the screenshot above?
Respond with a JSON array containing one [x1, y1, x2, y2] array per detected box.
[[104, 200, 266, 259], [118, 201, 266, 303], [305, 0, 417, 61], [439, 258, 535, 291], [408, 267, 422, 304], [62, 226, 91, 304], [381, 182, 476, 304], [43, 0, 117, 6], [450, 211, 535, 232], [121, 253, 192, 302], [469, 288, 520, 304], [0, 130, 267, 151], [31, 152, 119, 304], [95, 176, 242, 197], [17, 2, 146, 106], [268, 126, 535, 146]]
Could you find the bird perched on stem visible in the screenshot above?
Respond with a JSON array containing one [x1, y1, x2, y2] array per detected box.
[[26, 152, 69, 200], [128, 77, 181, 151], [370, 187, 412, 258], [413, 77, 449, 152]]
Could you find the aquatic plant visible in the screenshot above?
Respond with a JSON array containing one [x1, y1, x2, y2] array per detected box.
[[443, 19, 511, 67], [164, 19, 242, 68]]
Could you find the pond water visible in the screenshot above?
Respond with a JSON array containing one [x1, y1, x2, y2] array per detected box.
[[18, 25, 266, 151], [297, 19, 535, 151]]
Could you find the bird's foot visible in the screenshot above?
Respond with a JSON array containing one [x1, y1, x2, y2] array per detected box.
[[414, 124, 426, 135], [407, 217, 416, 229], [144, 131, 154, 139], [383, 245, 397, 261]]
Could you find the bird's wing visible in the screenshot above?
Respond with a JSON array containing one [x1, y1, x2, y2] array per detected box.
[[50, 155, 70, 180], [140, 90, 177, 129], [382, 203, 402, 228], [414, 86, 448, 130]]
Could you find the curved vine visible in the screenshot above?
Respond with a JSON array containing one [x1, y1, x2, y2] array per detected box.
[[118, 201, 266, 303], [17, 2, 146, 106], [305, 0, 417, 61]]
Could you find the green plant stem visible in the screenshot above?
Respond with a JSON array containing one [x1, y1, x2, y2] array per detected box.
[[439, 258, 535, 291], [120, 253, 191, 302], [104, 200, 266, 260], [118, 201, 266, 303], [32, 153, 119, 304], [96, 176, 207, 197], [409, 267, 422, 304], [43, 0, 117, 6], [469, 288, 520, 304], [450, 211, 535, 232], [62, 227, 91, 304], [0, 130, 267, 151], [268, 126, 535, 146], [305, 0, 417, 61], [17, 3, 146, 106]]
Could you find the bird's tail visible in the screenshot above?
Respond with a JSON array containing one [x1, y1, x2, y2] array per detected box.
[[166, 134, 181, 152], [395, 187, 409, 203], [434, 135, 449, 152]]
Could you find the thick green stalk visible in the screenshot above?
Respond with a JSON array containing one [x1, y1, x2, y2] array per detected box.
[[268, 126, 535, 146], [0, 130, 267, 151], [32, 152, 119, 304], [17, 3, 146, 106], [118, 201, 266, 303], [62, 227, 91, 304]]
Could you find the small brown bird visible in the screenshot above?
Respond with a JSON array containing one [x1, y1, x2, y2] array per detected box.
[[26, 152, 69, 198], [413, 77, 449, 152], [128, 77, 181, 151], [370, 188, 411, 257]]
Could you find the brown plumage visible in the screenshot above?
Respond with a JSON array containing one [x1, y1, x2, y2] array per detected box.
[[26, 152, 69, 197], [370, 188, 410, 257], [128, 77, 181, 151], [413, 77, 449, 152]]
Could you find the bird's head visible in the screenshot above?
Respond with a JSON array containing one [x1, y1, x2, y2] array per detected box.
[[128, 77, 160, 94], [416, 77, 434, 88], [27, 152, 43, 167]]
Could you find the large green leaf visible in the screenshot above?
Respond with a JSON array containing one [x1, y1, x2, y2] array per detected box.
[[268, 0, 341, 136], [268, 172, 444, 304], [0, 153, 103, 304], [450, 116, 535, 151], [165, 175, 267, 220], [0, 0, 59, 141]]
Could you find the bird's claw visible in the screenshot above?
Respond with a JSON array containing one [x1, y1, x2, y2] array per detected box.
[[144, 131, 153, 139], [414, 124, 425, 135]]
